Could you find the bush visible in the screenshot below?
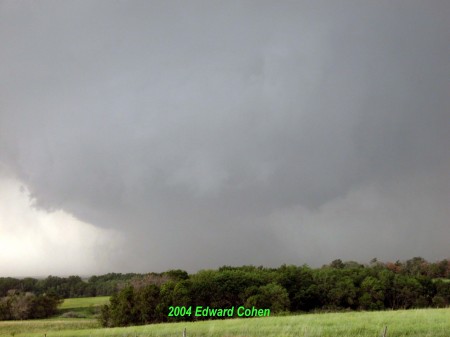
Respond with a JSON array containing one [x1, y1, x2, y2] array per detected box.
[[432, 295, 446, 308], [0, 292, 61, 320]]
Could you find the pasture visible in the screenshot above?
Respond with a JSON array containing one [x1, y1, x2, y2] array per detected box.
[[58, 296, 111, 318], [0, 304, 449, 337]]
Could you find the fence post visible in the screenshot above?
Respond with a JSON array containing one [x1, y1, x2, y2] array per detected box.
[[382, 326, 388, 337], [183, 327, 186, 337]]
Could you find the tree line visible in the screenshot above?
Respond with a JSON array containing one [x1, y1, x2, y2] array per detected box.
[[100, 257, 450, 327], [0, 273, 140, 298], [0, 257, 448, 322]]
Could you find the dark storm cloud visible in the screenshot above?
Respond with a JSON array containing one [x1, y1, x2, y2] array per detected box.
[[0, 1, 449, 273]]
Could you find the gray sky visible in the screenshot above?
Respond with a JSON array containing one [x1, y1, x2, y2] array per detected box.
[[0, 1, 449, 276]]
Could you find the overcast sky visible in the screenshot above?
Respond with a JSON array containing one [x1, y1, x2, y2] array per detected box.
[[0, 1, 449, 277]]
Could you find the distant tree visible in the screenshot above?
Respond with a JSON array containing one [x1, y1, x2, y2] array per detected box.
[[404, 257, 428, 276], [377, 269, 395, 308], [10, 292, 35, 319], [156, 281, 176, 322], [385, 262, 402, 274], [190, 270, 219, 308], [29, 293, 62, 318], [109, 286, 137, 326], [164, 269, 189, 281], [136, 284, 160, 324], [344, 261, 365, 269], [20, 278, 38, 293], [172, 280, 192, 308], [434, 280, 450, 306], [0, 278, 20, 297], [129, 273, 170, 290], [436, 259, 450, 278], [245, 283, 290, 313], [0, 291, 61, 320], [391, 275, 423, 309], [432, 295, 446, 308], [328, 276, 357, 309], [212, 270, 263, 307], [276, 265, 318, 311], [99, 304, 111, 327], [359, 276, 385, 310], [330, 259, 345, 269], [0, 297, 11, 320]]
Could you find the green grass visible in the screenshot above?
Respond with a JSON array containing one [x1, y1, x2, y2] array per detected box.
[[59, 296, 111, 310], [0, 318, 99, 336], [58, 296, 111, 318], [0, 307, 449, 337], [434, 278, 450, 283]]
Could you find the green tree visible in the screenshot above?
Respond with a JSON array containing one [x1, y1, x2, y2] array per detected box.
[[245, 283, 290, 313], [155, 281, 176, 322], [164, 269, 189, 281], [10, 292, 34, 319], [330, 259, 345, 269], [99, 304, 111, 327], [276, 265, 318, 311], [109, 286, 137, 326], [136, 284, 160, 324], [359, 276, 385, 310], [0, 297, 11, 320], [190, 270, 220, 308], [328, 276, 357, 309], [391, 275, 423, 309], [30, 293, 62, 318]]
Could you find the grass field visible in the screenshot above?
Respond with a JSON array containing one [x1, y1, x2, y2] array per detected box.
[[0, 318, 99, 336], [0, 297, 111, 336], [58, 296, 111, 318], [59, 296, 111, 310], [0, 304, 449, 337]]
